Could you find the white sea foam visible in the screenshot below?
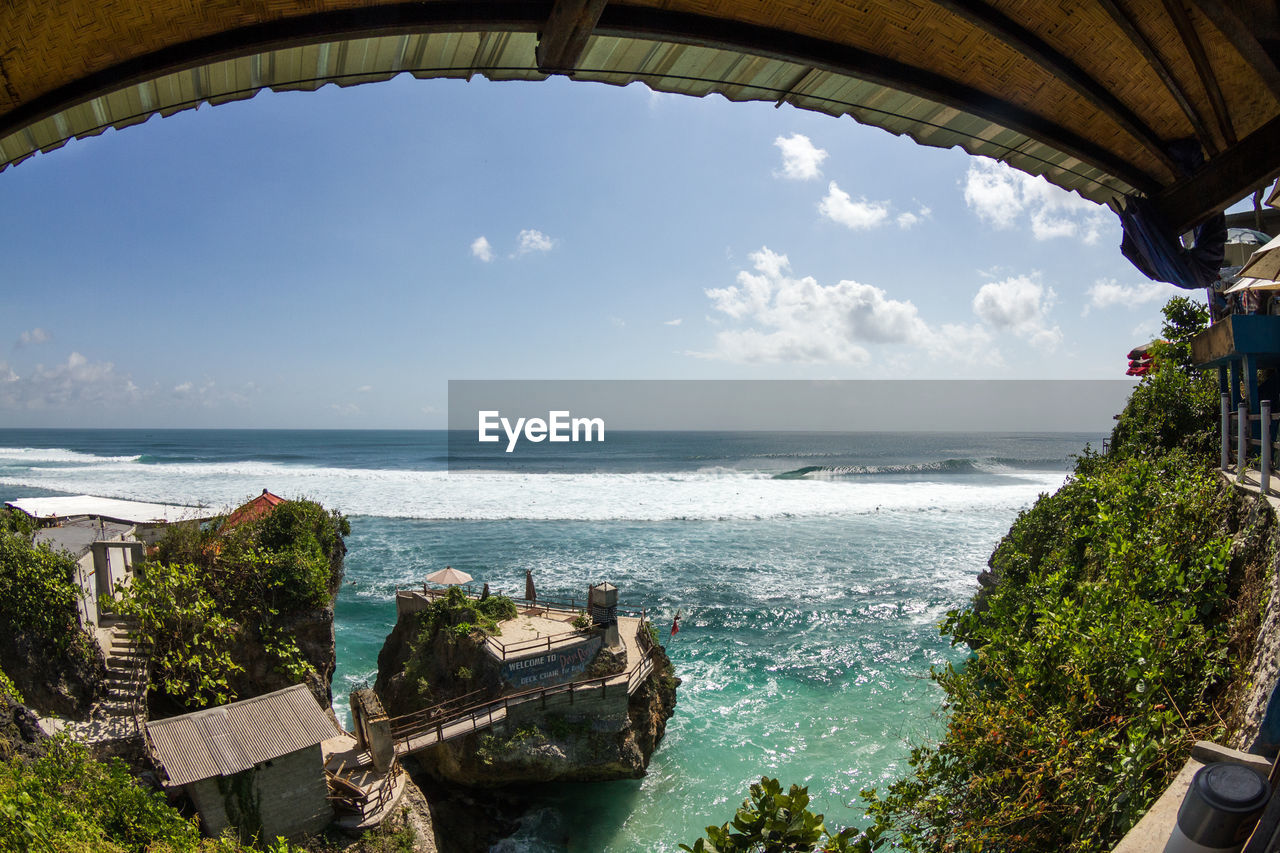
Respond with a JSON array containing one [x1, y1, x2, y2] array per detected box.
[[0, 447, 1068, 522]]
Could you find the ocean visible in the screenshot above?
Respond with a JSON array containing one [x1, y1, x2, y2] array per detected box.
[[0, 428, 1100, 851]]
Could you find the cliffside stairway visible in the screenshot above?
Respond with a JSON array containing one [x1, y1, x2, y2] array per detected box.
[[66, 615, 150, 745], [101, 616, 148, 718]]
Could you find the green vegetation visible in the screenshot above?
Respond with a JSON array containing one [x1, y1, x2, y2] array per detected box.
[[113, 497, 348, 711], [0, 510, 100, 698], [681, 778, 880, 853], [402, 587, 516, 702], [690, 298, 1259, 852], [858, 298, 1250, 851], [0, 733, 311, 853], [476, 726, 543, 766], [1108, 296, 1219, 461]]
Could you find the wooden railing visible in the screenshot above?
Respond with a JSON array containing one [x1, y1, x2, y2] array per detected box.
[[326, 756, 399, 821], [404, 585, 647, 620], [383, 687, 490, 742], [485, 628, 587, 660]]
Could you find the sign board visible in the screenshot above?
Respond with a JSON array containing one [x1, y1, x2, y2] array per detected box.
[[501, 636, 603, 689]]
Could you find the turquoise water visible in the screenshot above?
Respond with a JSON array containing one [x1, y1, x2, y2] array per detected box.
[[0, 428, 1097, 851]]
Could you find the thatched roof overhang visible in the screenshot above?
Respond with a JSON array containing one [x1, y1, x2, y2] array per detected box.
[[1, 1, 1278, 236]]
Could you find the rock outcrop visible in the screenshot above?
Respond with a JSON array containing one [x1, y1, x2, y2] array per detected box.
[[1, 630, 105, 719], [229, 606, 338, 710], [374, 595, 679, 788]]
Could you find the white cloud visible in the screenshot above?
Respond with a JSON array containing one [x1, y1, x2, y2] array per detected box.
[[610, 317, 626, 328], [470, 236, 493, 262], [357, 384, 373, 393], [773, 133, 828, 181], [16, 328, 50, 347], [896, 206, 932, 229], [331, 403, 360, 417], [972, 275, 1063, 349], [663, 318, 683, 326], [0, 352, 140, 410], [963, 157, 1107, 243], [174, 381, 193, 393], [1083, 278, 1180, 315], [697, 247, 990, 365], [819, 182, 889, 230], [517, 229, 555, 254]]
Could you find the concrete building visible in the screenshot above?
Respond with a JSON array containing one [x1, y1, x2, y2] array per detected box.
[[33, 518, 143, 653], [145, 685, 341, 841]]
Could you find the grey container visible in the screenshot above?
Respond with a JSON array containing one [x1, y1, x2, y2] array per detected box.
[[1164, 762, 1270, 852]]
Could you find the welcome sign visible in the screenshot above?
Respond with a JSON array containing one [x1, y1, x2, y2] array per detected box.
[[502, 636, 603, 689]]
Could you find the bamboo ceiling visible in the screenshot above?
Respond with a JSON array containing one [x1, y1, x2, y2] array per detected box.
[[1, 0, 1277, 233]]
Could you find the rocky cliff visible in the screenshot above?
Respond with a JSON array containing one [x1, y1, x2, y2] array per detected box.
[[374, 593, 679, 787]]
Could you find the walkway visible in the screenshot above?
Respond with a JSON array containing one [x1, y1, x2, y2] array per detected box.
[[65, 616, 149, 745], [388, 615, 658, 757]]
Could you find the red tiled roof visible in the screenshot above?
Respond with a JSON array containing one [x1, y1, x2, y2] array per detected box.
[[222, 489, 286, 530]]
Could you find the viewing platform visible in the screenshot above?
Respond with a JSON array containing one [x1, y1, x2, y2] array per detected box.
[[354, 584, 662, 762]]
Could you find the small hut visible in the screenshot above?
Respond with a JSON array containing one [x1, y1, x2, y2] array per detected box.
[[145, 685, 340, 840]]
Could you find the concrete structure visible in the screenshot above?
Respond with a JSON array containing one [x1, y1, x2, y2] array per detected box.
[[350, 688, 395, 774], [7, 495, 216, 545], [1112, 741, 1272, 852], [33, 518, 143, 655], [146, 685, 341, 841]]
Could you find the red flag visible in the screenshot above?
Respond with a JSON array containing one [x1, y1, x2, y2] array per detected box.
[[670, 611, 681, 637]]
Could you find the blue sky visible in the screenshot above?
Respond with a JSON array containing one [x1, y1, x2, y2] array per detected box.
[[0, 73, 1196, 428]]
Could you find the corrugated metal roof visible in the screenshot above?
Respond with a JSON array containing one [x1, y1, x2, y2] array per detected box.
[[146, 684, 340, 787], [0, 29, 1131, 204], [2, 2, 1278, 231]]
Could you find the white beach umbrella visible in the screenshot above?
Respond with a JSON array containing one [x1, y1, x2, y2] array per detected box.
[[1239, 233, 1280, 282], [426, 566, 473, 586], [1224, 276, 1280, 294]]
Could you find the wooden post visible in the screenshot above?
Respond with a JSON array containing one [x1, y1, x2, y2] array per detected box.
[[1239, 404, 1249, 482], [1264, 401, 1272, 494], [1223, 393, 1231, 471]]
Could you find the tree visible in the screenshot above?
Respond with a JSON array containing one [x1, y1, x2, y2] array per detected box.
[[681, 778, 882, 853]]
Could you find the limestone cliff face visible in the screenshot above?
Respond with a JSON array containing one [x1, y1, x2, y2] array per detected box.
[[1218, 486, 1280, 751], [228, 606, 338, 710], [374, 604, 500, 719]]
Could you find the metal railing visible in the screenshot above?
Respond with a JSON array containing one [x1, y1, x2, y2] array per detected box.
[[1224, 394, 1280, 493]]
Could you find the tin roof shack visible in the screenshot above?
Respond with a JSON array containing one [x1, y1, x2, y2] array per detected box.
[[33, 518, 143, 657], [146, 685, 341, 842]]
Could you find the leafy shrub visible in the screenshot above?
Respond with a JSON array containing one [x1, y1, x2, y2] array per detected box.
[[114, 498, 348, 711], [682, 777, 880, 853], [863, 449, 1235, 851], [113, 562, 244, 709], [1109, 296, 1218, 460], [0, 736, 201, 852], [0, 533, 80, 654]]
